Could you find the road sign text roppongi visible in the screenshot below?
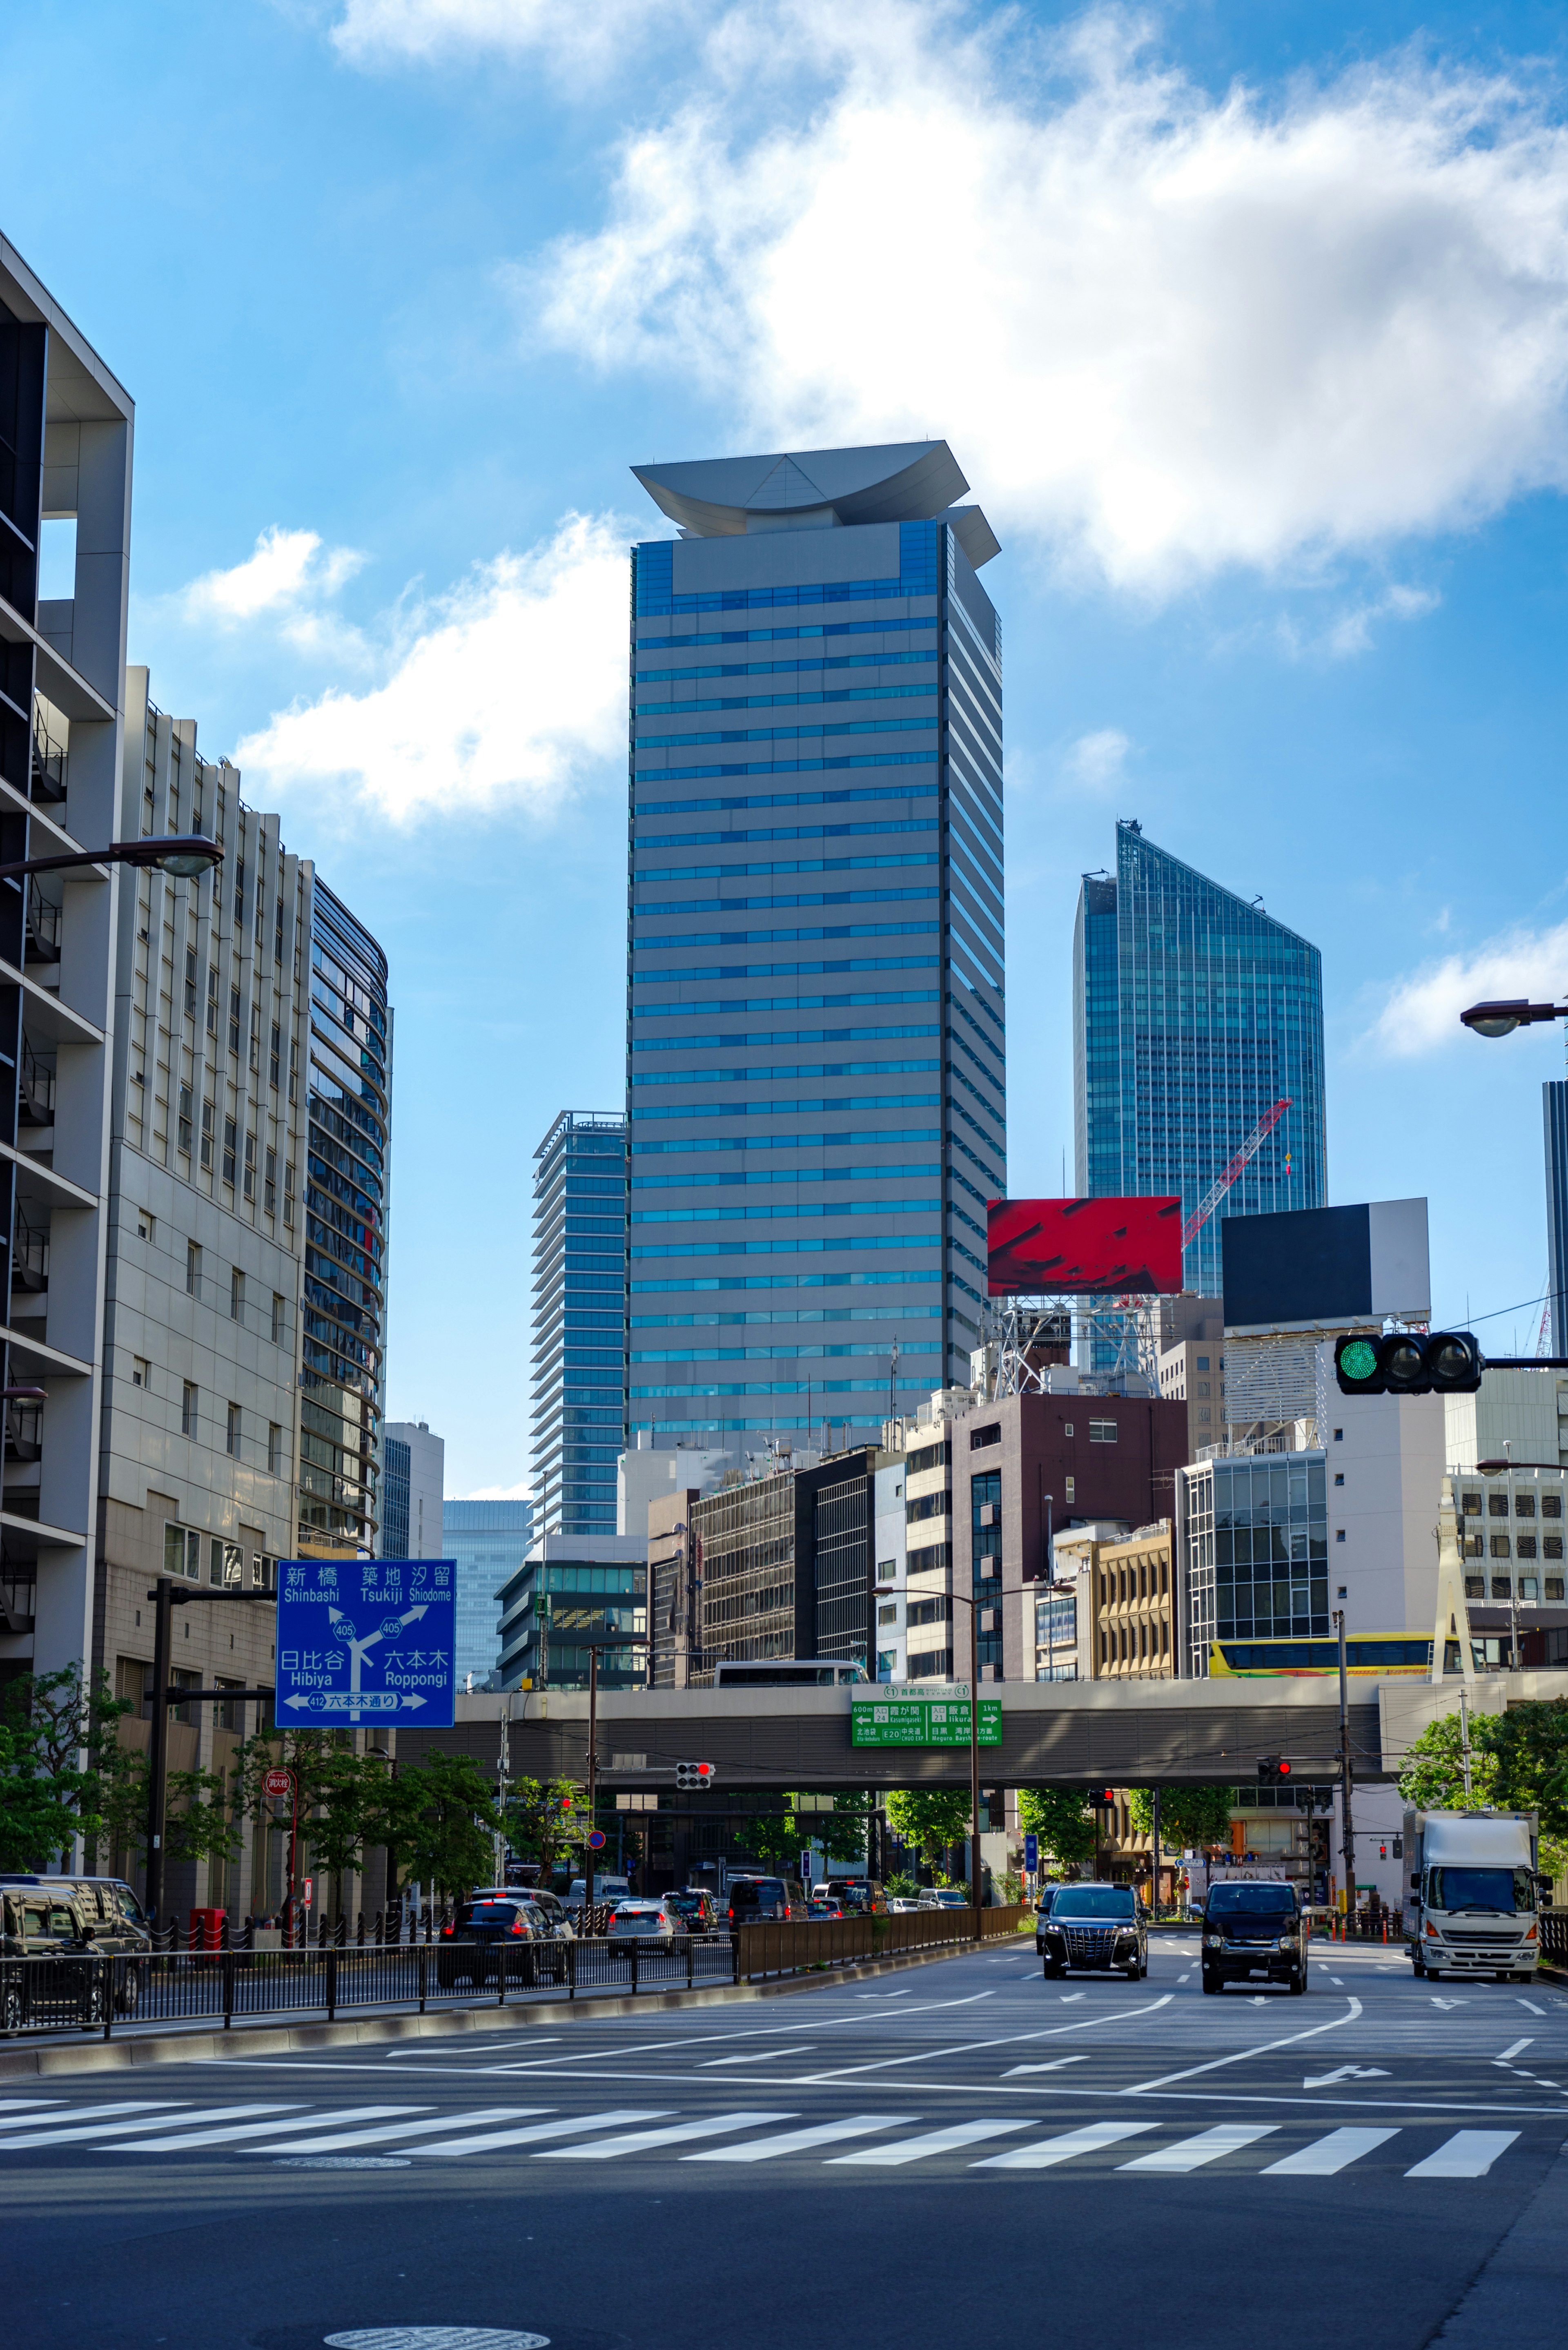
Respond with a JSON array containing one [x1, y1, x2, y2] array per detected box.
[[276, 1556, 457, 1727]]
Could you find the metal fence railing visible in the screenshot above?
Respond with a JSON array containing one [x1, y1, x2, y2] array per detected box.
[[1540, 1909, 1568, 1969], [0, 1907, 1027, 2043]]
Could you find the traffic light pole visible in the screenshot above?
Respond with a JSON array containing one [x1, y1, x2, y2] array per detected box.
[[575, 1629, 650, 1913], [1334, 1609, 1357, 1930], [144, 1575, 275, 1926]]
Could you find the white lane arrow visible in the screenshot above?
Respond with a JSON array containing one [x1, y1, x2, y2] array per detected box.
[[1431, 1997, 1467, 2010], [1303, 2065, 1390, 2087]]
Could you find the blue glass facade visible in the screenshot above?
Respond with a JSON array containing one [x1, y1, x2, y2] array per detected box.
[[1073, 822, 1325, 1296], [531, 1111, 627, 1535], [382, 1436, 410, 1560], [626, 463, 1004, 1444], [1546, 1081, 1568, 1360], [445, 1497, 535, 1687]]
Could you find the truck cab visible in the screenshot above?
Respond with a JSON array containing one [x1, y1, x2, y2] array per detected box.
[[1405, 1808, 1546, 1982]]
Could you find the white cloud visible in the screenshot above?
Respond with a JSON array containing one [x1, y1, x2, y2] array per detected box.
[[330, 0, 679, 73], [455, 1480, 534, 1500], [1060, 726, 1131, 791], [1366, 918, 1568, 1057], [173, 526, 367, 657], [234, 510, 632, 827], [531, 2, 1568, 591], [1280, 582, 1441, 660]]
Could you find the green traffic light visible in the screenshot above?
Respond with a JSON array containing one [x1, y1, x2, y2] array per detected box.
[[1339, 1338, 1379, 1384]]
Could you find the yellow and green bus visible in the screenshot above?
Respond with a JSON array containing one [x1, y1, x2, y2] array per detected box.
[[1207, 1634, 1432, 1679]]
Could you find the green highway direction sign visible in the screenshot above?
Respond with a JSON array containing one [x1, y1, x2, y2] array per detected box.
[[851, 1684, 1003, 1749]]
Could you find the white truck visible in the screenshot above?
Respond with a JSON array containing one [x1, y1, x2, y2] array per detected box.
[[1405, 1808, 1546, 1982]]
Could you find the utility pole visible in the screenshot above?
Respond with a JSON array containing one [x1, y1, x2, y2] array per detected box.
[[1150, 1787, 1161, 1922], [1459, 1687, 1474, 1801], [1334, 1608, 1356, 1930], [144, 1574, 275, 1926], [968, 1592, 982, 1941], [579, 1629, 651, 1913]]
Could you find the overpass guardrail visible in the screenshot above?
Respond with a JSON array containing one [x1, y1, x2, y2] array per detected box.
[[0, 1909, 1026, 2043]]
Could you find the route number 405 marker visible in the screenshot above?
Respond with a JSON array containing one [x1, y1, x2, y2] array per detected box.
[[275, 1557, 457, 1729]]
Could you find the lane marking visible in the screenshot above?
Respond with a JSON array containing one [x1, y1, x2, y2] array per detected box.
[[543, 2111, 793, 2159], [1119, 2122, 1278, 2172], [238, 2109, 550, 2156], [1405, 2129, 1519, 2178], [1518, 2000, 1546, 2016], [113, 2105, 431, 2152], [0, 2100, 186, 2142], [799, 1994, 1174, 2083], [1059, 1993, 1085, 2003], [828, 2117, 1035, 2165], [1430, 1998, 1466, 2011], [1303, 2067, 1389, 2088], [1125, 1998, 1361, 2094], [0, 2102, 293, 2149], [1497, 2039, 1532, 2064], [1003, 2058, 1091, 2079], [704, 2050, 807, 2067], [687, 2114, 918, 2163], [974, 2121, 1157, 2170], [1263, 2126, 1399, 2176], [413, 2110, 668, 2159]]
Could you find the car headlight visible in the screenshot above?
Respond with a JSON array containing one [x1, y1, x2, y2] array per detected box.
[[1278, 1936, 1294, 1951], [1204, 1934, 1222, 1949]]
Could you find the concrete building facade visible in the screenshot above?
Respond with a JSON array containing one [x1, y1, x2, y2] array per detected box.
[[497, 1531, 646, 1692], [0, 238, 134, 1692], [626, 442, 1004, 1452], [382, 1417, 443, 1561]]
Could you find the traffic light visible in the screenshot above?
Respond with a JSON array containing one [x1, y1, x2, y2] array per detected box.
[[676, 1761, 717, 1791], [1093, 1788, 1117, 1810], [1258, 1756, 1292, 1786], [1334, 1330, 1483, 1398]]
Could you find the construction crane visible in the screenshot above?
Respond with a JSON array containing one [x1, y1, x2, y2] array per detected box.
[[1180, 1097, 1292, 1251], [1536, 1288, 1552, 1358]]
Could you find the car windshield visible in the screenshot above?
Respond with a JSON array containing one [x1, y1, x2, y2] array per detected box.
[[1052, 1888, 1137, 1920], [1208, 1884, 1296, 1915], [1430, 1867, 1533, 1913]]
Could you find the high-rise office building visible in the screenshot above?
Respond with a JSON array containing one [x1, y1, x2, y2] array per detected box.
[[1, 243, 131, 1687], [530, 1110, 627, 1535], [1074, 820, 1325, 1296], [626, 441, 1004, 1449], [299, 881, 390, 1556], [444, 1495, 533, 1687], [381, 1418, 443, 1559], [1546, 1080, 1568, 1360]]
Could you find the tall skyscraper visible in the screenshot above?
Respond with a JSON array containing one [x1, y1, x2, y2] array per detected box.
[[1073, 820, 1325, 1297], [381, 1419, 443, 1559], [626, 441, 1004, 1447], [530, 1110, 627, 1534], [444, 1495, 533, 1687], [1547, 1079, 1568, 1359]]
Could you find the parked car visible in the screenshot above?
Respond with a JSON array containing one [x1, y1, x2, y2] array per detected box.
[[1037, 1884, 1148, 1981], [724, 1876, 797, 1924], [436, 1895, 561, 1987], [1201, 1879, 1310, 1995], [918, 1886, 971, 1911]]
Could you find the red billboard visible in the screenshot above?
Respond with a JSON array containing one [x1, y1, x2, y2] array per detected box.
[[987, 1197, 1183, 1297]]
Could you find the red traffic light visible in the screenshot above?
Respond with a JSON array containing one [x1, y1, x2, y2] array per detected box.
[[1278, 1759, 1292, 1778]]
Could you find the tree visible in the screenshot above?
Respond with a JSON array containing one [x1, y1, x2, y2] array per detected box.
[[505, 1776, 586, 1882], [1398, 1698, 1568, 1868], [1396, 1713, 1498, 1814], [235, 1730, 389, 1916], [885, 1788, 972, 1875], [1016, 1787, 1096, 1873], [378, 1752, 501, 1902], [818, 1791, 872, 1868], [1127, 1785, 1235, 1851], [95, 1744, 243, 1876], [742, 1807, 806, 1872], [0, 1666, 129, 1869]]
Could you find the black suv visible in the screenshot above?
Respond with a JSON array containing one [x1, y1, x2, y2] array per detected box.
[[725, 1877, 794, 1924], [1038, 1884, 1147, 1981], [1202, 1880, 1309, 1995]]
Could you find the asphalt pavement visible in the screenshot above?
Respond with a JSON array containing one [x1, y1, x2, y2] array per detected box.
[[7, 1932, 1568, 2350]]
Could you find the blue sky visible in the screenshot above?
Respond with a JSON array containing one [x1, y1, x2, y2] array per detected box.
[[7, 0, 1568, 1492]]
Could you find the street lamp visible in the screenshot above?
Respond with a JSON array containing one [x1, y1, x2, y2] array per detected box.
[[1459, 998, 1568, 1040], [875, 1576, 987, 1940], [0, 834, 224, 885]]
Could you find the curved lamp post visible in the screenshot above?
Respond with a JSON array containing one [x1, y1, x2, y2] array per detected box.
[[0, 834, 223, 885], [1459, 999, 1568, 1040]]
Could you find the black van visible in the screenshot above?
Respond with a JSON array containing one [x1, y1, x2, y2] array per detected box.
[[1201, 1878, 1310, 1995], [0, 1876, 152, 2026], [725, 1876, 800, 1924]]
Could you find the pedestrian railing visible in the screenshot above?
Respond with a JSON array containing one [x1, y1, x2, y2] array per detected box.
[[1539, 1909, 1568, 1968], [0, 1906, 1025, 2042]]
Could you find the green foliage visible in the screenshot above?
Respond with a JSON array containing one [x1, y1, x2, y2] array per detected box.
[[1127, 1785, 1235, 1850], [1398, 1699, 1568, 1845], [885, 1786, 972, 1864], [0, 1666, 130, 1869], [817, 1790, 871, 1866], [504, 1776, 586, 1877], [742, 1807, 806, 1871], [379, 1751, 502, 1901], [1016, 1786, 1097, 1871], [884, 1871, 919, 1898], [236, 1730, 391, 1896], [97, 1744, 241, 1872]]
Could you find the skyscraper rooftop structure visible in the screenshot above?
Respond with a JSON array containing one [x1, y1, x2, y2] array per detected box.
[[626, 440, 1005, 1449], [1074, 820, 1325, 1298], [530, 1110, 627, 1535]]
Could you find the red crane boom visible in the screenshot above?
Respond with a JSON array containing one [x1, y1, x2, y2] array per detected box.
[[1180, 1098, 1292, 1251]]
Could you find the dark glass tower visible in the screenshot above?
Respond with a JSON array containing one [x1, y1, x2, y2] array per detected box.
[[1073, 821, 1325, 1295], [625, 441, 1005, 1445], [530, 1110, 628, 1534]]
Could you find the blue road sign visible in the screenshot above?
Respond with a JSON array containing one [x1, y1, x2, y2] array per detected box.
[[276, 1556, 457, 1727], [1023, 1832, 1039, 1871]]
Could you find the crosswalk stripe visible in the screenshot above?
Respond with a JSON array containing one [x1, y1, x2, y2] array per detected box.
[[1119, 2124, 1279, 2173], [0, 2101, 68, 2116], [973, 2122, 1158, 2171], [828, 2119, 1036, 2166], [0, 2103, 294, 2149], [1405, 2131, 1520, 2179], [686, 2115, 920, 2164], [0, 2100, 187, 2146], [256, 2109, 545, 2155], [544, 2111, 794, 2160], [1262, 2128, 1400, 2177], [411, 2111, 670, 2159], [113, 2107, 432, 2152]]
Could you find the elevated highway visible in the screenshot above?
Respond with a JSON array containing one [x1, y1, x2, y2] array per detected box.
[[394, 1670, 1568, 1791]]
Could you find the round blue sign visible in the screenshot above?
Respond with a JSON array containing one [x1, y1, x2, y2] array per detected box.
[[587, 1829, 607, 1850]]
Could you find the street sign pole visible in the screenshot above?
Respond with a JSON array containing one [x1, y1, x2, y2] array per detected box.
[[144, 1576, 274, 1926], [574, 1629, 651, 1911]]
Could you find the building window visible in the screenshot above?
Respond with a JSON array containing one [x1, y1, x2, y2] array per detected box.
[[185, 1242, 201, 1298], [1064, 1475, 1075, 1503], [1545, 1535, 1564, 1561], [1465, 1576, 1485, 1599], [1516, 1493, 1537, 1519], [1334, 1473, 1344, 1486], [283, 1161, 295, 1226], [1491, 1575, 1512, 1598], [181, 1382, 198, 1437], [1195, 1381, 1210, 1397], [1462, 1492, 1481, 1515], [1088, 1419, 1117, 1444], [1335, 1528, 1346, 1543], [228, 984, 241, 1056], [226, 1402, 241, 1459], [969, 1423, 1001, 1450], [163, 1523, 200, 1580], [206, 965, 218, 1037], [1490, 1533, 1511, 1558], [136, 1211, 155, 1243], [1488, 1494, 1509, 1517], [268, 1422, 284, 1476], [264, 1147, 276, 1216], [200, 1098, 214, 1171], [131, 1357, 150, 1389], [270, 1023, 281, 1089], [271, 1291, 285, 1344], [183, 947, 197, 1019], [249, 1004, 261, 1073], [275, 899, 285, 962], [223, 1116, 237, 1187], [243, 1130, 256, 1201], [230, 1267, 244, 1321], [1517, 1535, 1538, 1559], [1542, 1493, 1562, 1519], [234, 860, 245, 924], [1333, 1429, 1342, 1441], [177, 1086, 192, 1155], [1547, 1576, 1566, 1600]]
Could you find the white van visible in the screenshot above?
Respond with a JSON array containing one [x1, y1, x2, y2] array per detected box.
[[567, 1874, 631, 1912]]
